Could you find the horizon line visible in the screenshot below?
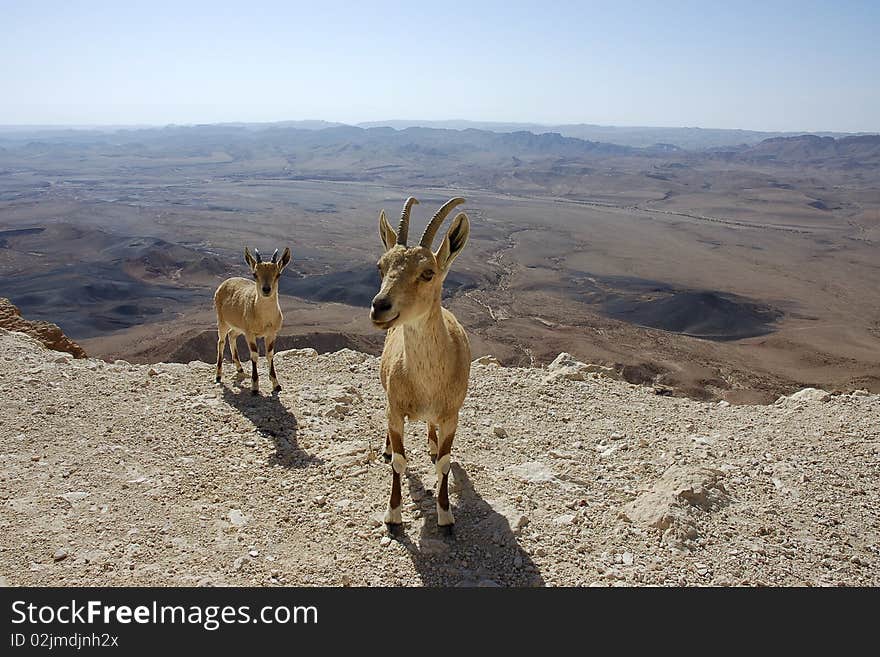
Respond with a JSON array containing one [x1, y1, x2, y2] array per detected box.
[[0, 118, 877, 136]]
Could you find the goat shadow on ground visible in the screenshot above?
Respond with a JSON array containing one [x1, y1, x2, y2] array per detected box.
[[220, 377, 322, 469], [395, 463, 544, 587]]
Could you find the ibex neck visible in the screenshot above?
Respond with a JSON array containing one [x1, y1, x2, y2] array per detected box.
[[402, 303, 447, 362]]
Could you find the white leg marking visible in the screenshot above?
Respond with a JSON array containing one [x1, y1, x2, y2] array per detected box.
[[384, 505, 402, 524], [435, 453, 451, 479], [391, 452, 407, 475], [436, 503, 455, 526]]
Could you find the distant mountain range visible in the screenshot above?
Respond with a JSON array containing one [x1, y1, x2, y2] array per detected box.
[[2, 119, 875, 151], [717, 133, 880, 166], [355, 120, 869, 150], [1, 122, 878, 169]]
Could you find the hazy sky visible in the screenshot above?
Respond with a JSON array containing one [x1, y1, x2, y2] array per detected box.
[[2, 0, 878, 131]]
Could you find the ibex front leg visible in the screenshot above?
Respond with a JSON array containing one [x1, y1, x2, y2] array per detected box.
[[384, 412, 406, 528], [435, 416, 458, 531]]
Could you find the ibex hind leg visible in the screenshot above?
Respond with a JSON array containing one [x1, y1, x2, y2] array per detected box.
[[427, 424, 439, 464], [382, 432, 392, 463], [215, 324, 230, 383], [246, 333, 260, 395], [266, 332, 281, 393], [435, 418, 457, 534], [229, 331, 245, 374]]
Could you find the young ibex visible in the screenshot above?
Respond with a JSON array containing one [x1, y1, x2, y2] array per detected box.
[[214, 246, 291, 394], [371, 197, 471, 531]]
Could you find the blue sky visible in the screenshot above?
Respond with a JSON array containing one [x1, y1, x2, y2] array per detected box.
[[1, 0, 878, 131]]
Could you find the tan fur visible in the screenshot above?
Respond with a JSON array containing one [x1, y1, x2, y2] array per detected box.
[[214, 247, 291, 394], [379, 305, 470, 423], [214, 276, 284, 337], [371, 198, 471, 528]]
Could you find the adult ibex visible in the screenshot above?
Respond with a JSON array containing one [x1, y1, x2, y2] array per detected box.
[[214, 246, 291, 394], [371, 197, 471, 531]]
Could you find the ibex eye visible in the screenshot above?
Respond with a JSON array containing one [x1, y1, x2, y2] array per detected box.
[[421, 270, 435, 281]]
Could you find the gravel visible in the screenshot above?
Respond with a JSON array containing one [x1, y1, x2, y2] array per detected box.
[[1, 327, 878, 587]]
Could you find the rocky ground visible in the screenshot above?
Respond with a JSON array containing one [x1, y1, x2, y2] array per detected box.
[[1, 327, 878, 587]]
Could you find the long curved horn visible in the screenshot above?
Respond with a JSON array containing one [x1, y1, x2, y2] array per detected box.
[[271, 249, 279, 263], [396, 196, 419, 246], [254, 248, 263, 263], [419, 197, 465, 248]]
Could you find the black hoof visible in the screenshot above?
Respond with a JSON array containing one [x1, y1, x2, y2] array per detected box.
[[430, 454, 437, 464], [439, 524, 455, 537], [385, 522, 402, 535], [382, 452, 392, 463], [273, 385, 282, 393], [251, 389, 259, 396], [215, 376, 221, 383]]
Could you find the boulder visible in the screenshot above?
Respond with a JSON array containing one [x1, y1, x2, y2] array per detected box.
[[543, 352, 619, 383], [776, 387, 830, 405], [620, 465, 728, 531], [0, 298, 86, 358]]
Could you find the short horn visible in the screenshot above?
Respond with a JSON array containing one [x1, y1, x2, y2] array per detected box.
[[419, 197, 465, 248], [271, 249, 279, 263], [396, 196, 419, 246], [254, 248, 262, 263]]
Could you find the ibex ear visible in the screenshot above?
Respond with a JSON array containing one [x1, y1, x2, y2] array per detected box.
[[278, 247, 292, 271], [378, 209, 397, 251], [434, 212, 469, 272], [244, 246, 257, 270]]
